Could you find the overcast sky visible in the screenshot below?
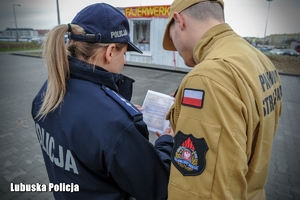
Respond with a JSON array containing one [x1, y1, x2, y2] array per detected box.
[[0, 0, 299, 38]]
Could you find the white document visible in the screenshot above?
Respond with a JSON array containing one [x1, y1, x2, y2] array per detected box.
[[141, 90, 174, 133]]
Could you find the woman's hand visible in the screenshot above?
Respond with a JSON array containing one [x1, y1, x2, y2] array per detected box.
[[133, 104, 143, 111], [156, 126, 174, 138]]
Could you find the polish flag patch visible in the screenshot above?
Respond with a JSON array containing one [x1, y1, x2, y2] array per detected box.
[[181, 89, 205, 108]]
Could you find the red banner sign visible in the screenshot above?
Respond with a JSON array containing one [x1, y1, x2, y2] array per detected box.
[[125, 5, 170, 18]]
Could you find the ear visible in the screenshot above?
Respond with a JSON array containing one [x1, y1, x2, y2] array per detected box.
[[104, 44, 116, 64], [173, 12, 185, 30]]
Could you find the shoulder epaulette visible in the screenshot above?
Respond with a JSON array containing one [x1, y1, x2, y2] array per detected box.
[[101, 85, 142, 118]]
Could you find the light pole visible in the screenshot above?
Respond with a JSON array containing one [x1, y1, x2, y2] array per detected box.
[[263, 0, 273, 47], [56, 0, 61, 25], [10, 21, 15, 28], [13, 4, 21, 43]]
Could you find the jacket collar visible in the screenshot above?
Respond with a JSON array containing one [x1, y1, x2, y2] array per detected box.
[[193, 23, 233, 64], [68, 56, 135, 101]]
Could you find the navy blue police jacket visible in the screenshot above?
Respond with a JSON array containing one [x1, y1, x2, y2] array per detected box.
[[31, 56, 174, 200]]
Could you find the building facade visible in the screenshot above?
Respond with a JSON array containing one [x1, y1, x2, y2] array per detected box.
[[2, 28, 38, 40], [267, 33, 300, 48], [119, 5, 300, 69], [119, 5, 188, 69]]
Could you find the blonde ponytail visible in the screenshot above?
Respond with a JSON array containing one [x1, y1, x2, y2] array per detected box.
[[36, 24, 70, 120], [36, 24, 126, 120]]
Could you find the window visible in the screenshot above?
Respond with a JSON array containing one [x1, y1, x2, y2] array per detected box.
[[132, 20, 151, 51]]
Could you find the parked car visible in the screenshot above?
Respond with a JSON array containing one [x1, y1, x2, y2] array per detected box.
[[282, 49, 300, 57], [259, 47, 268, 51], [269, 49, 283, 55]]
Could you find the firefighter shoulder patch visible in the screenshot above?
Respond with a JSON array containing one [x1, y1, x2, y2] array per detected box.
[[181, 88, 205, 108], [172, 131, 209, 176]]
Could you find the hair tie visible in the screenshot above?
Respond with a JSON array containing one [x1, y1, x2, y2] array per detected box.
[[67, 24, 72, 32]]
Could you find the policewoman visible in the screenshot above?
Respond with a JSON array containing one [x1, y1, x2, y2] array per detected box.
[[32, 3, 173, 200], [162, 0, 282, 199]]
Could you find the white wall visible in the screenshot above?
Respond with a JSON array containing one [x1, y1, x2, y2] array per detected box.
[[127, 18, 188, 69]]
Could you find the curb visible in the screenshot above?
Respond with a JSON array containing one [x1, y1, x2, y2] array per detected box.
[[10, 52, 300, 77]]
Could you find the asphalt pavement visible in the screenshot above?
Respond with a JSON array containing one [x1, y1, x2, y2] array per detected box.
[[0, 52, 299, 200]]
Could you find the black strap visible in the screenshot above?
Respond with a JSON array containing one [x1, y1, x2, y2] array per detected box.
[[67, 24, 72, 32], [68, 33, 102, 43]]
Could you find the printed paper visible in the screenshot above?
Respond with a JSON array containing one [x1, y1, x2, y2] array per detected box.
[[142, 90, 174, 133]]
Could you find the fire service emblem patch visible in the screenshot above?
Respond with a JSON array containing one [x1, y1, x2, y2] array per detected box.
[[172, 131, 209, 176]]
